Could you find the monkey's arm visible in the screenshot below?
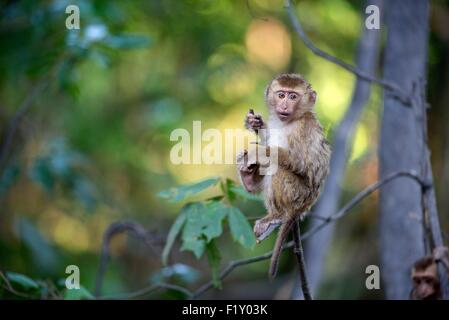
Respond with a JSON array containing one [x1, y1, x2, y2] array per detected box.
[[236, 150, 264, 194], [245, 144, 305, 176], [433, 246, 449, 272]]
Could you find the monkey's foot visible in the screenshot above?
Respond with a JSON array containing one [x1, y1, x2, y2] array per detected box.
[[254, 218, 282, 243]]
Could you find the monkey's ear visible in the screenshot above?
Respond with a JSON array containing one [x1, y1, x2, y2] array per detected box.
[[309, 90, 317, 104], [264, 83, 271, 102]]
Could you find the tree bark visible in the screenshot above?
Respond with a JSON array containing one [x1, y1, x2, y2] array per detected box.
[[379, 0, 448, 299]]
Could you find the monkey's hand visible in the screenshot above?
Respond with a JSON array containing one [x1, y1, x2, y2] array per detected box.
[[433, 246, 449, 271], [244, 111, 265, 132], [247, 143, 270, 165], [236, 150, 263, 194]]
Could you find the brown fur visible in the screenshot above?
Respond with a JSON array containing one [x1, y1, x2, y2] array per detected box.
[[239, 73, 331, 278]]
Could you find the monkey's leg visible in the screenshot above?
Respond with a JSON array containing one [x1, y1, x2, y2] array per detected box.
[[292, 218, 312, 300]]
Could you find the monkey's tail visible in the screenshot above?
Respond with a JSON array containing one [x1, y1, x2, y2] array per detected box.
[[268, 217, 297, 280]]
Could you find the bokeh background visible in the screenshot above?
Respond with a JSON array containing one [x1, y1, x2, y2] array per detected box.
[[0, 0, 448, 299]]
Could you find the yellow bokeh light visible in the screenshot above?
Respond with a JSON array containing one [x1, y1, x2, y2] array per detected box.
[[207, 63, 256, 103], [245, 19, 291, 70], [166, 106, 254, 184], [308, 56, 353, 124], [350, 124, 368, 162], [53, 214, 90, 253]]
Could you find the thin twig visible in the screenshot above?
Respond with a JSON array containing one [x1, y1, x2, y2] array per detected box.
[[100, 282, 193, 300], [0, 271, 35, 299], [284, 0, 411, 105], [192, 170, 429, 298], [292, 218, 312, 300]]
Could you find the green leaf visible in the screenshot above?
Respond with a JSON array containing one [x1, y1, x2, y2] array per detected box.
[[64, 286, 94, 300], [181, 234, 206, 259], [162, 210, 188, 265], [181, 203, 207, 258], [180, 201, 227, 258], [221, 178, 236, 202], [228, 207, 256, 249], [206, 240, 222, 289], [202, 201, 227, 241], [229, 185, 263, 202], [6, 272, 39, 291], [157, 177, 220, 203]]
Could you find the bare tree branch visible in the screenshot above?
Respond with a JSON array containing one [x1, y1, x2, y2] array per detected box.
[[412, 77, 449, 299], [100, 282, 193, 300], [0, 270, 36, 299], [284, 0, 411, 105]]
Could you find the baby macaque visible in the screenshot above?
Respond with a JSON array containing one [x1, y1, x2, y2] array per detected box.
[[411, 256, 441, 300], [237, 73, 331, 278]]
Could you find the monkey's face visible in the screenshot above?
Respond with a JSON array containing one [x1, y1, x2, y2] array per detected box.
[[268, 80, 316, 123], [412, 273, 439, 299], [411, 261, 440, 300]]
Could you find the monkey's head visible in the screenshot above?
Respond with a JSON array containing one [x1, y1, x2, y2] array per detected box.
[[265, 73, 316, 123], [411, 256, 441, 300]]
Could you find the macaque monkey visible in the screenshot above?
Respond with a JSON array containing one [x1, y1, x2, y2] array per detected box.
[[237, 73, 331, 278], [411, 256, 441, 300]]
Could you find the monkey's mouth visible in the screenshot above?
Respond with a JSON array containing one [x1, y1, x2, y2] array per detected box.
[[276, 112, 291, 121]]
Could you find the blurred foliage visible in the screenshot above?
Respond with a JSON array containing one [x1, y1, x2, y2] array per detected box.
[[0, 0, 448, 300]]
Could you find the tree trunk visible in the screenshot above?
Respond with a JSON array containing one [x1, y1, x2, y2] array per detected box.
[[379, 0, 448, 299]]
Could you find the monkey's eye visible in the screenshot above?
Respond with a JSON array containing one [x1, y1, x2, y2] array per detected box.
[[277, 92, 285, 99], [289, 93, 298, 100]]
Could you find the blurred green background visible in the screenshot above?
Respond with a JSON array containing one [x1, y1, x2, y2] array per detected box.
[[1, 0, 448, 299]]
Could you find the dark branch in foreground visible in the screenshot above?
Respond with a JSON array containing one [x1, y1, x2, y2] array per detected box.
[[100, 282, 193, 300], [284, 0, 411, 105], [191, 170, 428, 299], [292, 219, 312, 300]]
